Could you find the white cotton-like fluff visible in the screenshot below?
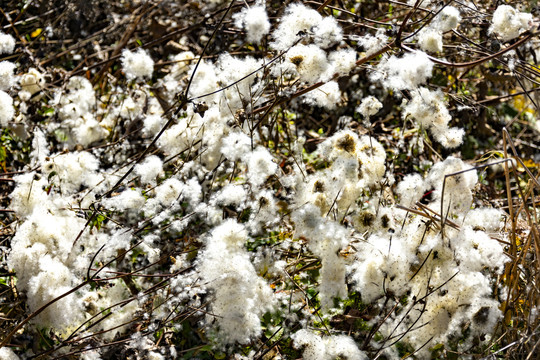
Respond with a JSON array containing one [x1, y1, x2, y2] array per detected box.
[[30, 128, 49, 167], [9, 173, 49, 217], [7, 209, 87, 329], [371, 51, 433, 91], [213, 184, 248, 207], [403, 87, 464, 148], [103, 188, 145, 211], [25, 254, 82, 329], [396, 173, 426, 207], [158, 113, 203, 156], [350, 199, 507, 356], [121, 48, 154, 80], [143, 114, 166, 136], [134, 155, 163, 185], [56, 76, 96, 120], [0, 347, 20, 360], [147, 351, 165, 360], [426, 156, 477, 213], [435, 126, 465, 149], [462, 208, 504, 232], [315, 130, 386, 189], [417, 27, 443, 53], [51, 76, 109, 146], [246, 189, 279, 232], [454, 227, 507, 273], [0, 61, 16, 90], [288, 44, 328, 84], [312, 15, 343, 49], [326, 48, 357, 79], [216, 54, 264, 110], [152, 177, 202, 209], [302, 81, 341, 110], [185, 61, 219, 102], [272, 3, 341, 50], [72, 114, 109, 146], [0, 90, 14, 126], [169, 51, 195, 78], [292, 204, 350, 309], [197, 220, 275, 344], [42, 151, 101, 194], [247, 146, 278, 187], [489, 5, 533, 41], [413, 6, 459, 55], [403, 87, 450, 128], [357, 95, 382, 119], [435, 6, 461, 32], [93, 280, 140, 341], [19, 68, 44, 96], [325, 335, 367, 360], [356, 135, 386, 187], [355, 29, 389, 56], [233, 5, 271, 44], [220, 131, 252, 161], [153, 178, 182, 207], [291, 330, 367, 360], [183, 178, 203, 207], [119, 94, 145, 119], [292, 330, 326, 360], [79, 349, 102, 360], [140, 235, 161, 264], [0, 31, 16, 54], [272, 3, 322, 50]]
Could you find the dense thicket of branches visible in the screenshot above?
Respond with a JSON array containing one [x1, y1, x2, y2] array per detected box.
[[0, 1, 539, 359]]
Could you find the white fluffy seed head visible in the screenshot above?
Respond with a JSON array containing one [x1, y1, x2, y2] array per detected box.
[[0, 31, 16, 54], [0, 61, 16, 90], [234, 5, 271, 44], [490, 5, 533, 41], [121, 48, 154, 80], [0, 90, 14, 126]]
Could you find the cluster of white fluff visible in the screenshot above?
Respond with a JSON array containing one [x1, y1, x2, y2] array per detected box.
[[291, 329, 367, 360], [233, 4, 270, 44], [350, 156, 507, 357], [301, 80, 341, 110], [121, 48, 154, 80], [197, 220, 275, 344], [19, 67, 45, 100], [0, 347, 19, 360], [370, 46, 467, 148], [417, 6, 461, 53], [490, 4, 533, 41], [43, 151, 101, 194], [296, 130, 386, 217], [269, 2, 356, 110], [0, 31, 15, 55], [402, 87, 464, 148], [0, 61, 16, 90], [289, 130, 387, 309], [6, 140, 141, 332], [271, 3, 342, 51], [2, 2, 521, 358], [357, 95, 383, 121], [0, 55, 16, 126], [134, 155, 163, 185], [49, 76, 109, 146], [355, 29, 389, 56], [8, 207, 88, 329], [371, 51, 434, 91], [292, 204, 350, 309], [0, 90, 14, 126]]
